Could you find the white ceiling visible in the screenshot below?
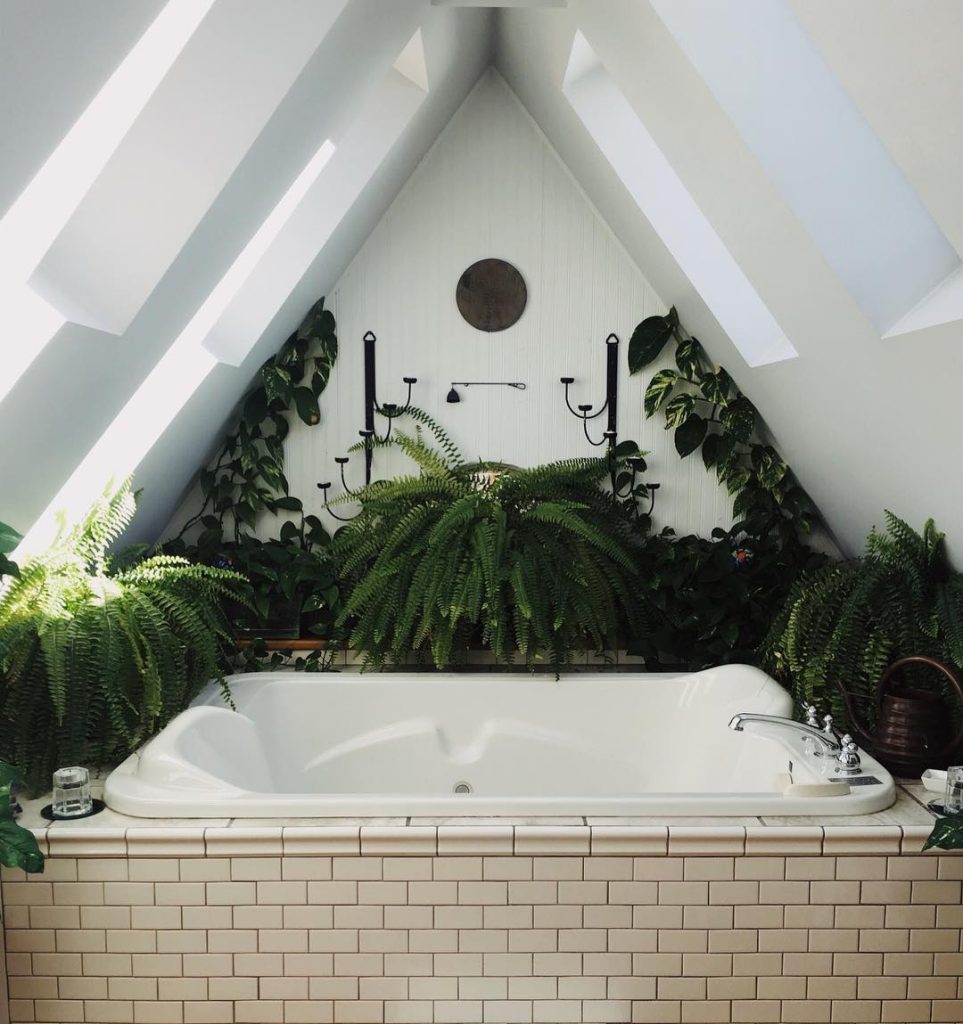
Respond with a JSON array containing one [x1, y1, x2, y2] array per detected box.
[[3, 0, 963, 556]]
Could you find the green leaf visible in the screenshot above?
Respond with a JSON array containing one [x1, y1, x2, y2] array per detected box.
[[720, 396, 756, 443], [274, 497, 303, 512], [674, 337, 705, 379], [701, 432, 722, 470], [923, 815, 963, 851], [700, 369, 733, 406], [674, 414, 707, 458], [293, 387, 320, 426], [644, 370, 678, 416], [724, 465, 752, 495], [261, 364, 292, 405], [242, 387, 268, 425], [614, 440, 642, 458], [0, 818, 43, 873], [628, 315, 675, 373], [754, 445, 788, 490], [664, 392, 696, 429], [0, 554, 19, 578], [0, 520, 22, 554]]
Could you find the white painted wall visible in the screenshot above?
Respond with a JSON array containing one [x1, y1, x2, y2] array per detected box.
[[263, 71, 735, 538]]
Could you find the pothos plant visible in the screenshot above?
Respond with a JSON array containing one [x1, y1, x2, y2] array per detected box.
[[628, 307, 818, 542], [165, 297, 341, 670], [0, 525, 39, 871]]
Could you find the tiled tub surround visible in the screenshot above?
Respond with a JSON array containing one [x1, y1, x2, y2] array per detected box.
[[3, 787, 962, 1024]]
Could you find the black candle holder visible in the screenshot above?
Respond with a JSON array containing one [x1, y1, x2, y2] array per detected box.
[[559, 333, 619, 449], [318, 331, 417, 520]]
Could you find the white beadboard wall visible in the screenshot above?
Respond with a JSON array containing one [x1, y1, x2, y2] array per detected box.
[[281, 71, 733, 537], [165, 70, 733, 541]]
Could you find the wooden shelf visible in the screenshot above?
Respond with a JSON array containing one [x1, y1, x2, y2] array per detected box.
[[235, 638, 330, 650]]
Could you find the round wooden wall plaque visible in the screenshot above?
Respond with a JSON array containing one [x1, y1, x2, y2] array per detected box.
[[456, 259, 527, 332]]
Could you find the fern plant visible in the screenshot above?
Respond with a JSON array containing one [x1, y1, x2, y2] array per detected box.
[[763, 512, 963, 724], [0, 481, 246, 793], [332, 422, 645, 670]]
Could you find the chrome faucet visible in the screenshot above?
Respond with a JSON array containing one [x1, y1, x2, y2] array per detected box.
[[728, 712, 862, 775]]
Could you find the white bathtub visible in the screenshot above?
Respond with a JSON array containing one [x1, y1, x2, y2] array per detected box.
[[104, 666, 896, 818]]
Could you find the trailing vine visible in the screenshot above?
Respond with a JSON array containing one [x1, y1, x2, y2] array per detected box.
[[165, 297, 341, 668], [628, 307, 818, 543]]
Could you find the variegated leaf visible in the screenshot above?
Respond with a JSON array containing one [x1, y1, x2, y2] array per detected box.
[[643, 369, 678, 417]]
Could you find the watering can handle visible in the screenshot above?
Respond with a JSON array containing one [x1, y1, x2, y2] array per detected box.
[[878, 655, 963, 759]]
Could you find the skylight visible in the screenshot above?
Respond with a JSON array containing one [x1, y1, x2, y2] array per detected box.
[[0, 0, 213, 404], [563, 32, 795, 367], [17, 137, 336, 558], [650, 0, 963, 339]]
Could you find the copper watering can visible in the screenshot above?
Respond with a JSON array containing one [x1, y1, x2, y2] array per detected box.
[[837, 655, 963, 777]]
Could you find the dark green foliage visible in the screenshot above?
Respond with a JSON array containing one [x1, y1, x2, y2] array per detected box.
[[628, 307, 817, 538], [763, 513, 963, 725], [0, 520, 20, 579], [166, 297, 342, 660], [632, 526, 826, 671], [924, 814, 963, 851], [0, 482, 247, 794], [332, 424, 645, 671], [0, 762, 43, 872]]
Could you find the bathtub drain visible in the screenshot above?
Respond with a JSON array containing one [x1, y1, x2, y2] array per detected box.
[[453, 781, 472, 795]]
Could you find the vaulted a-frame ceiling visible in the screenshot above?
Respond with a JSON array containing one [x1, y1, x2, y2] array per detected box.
[[3, 0, 963, 557]]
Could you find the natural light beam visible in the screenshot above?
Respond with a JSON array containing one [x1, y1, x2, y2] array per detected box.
[[16, 138, 337, 558], [563, 32, 795, 367], [0, 0, 214, 404]]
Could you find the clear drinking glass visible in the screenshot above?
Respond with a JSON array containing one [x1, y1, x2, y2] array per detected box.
[[51, 766, 92, 818], [944, 766, 963, 815]]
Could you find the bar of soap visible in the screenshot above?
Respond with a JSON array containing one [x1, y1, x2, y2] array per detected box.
[[782, 780, 850, 799]]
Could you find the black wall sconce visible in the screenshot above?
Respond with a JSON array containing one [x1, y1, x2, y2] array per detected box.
[[446, 381, 526, 403], [317, 330, 417, 521], [559, 333, 619, 449]]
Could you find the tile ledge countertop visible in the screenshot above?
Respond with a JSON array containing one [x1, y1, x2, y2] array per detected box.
[[11, 783, 956, 859]]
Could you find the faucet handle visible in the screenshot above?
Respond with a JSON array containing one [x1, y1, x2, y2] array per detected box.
[[801, 701, 821, 727], [835, 734, 862, 776], [822, 714, 841, 739]]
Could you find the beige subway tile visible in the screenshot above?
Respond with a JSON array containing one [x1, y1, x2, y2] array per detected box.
[[462, 977, 509, 999], [608, 976, 656, 1000], [104, 930, 154, 953], [533, 857, 583, 881], [707, 929, 756, 954], [557, 928, 606, 952], [8, 975, 58, 999], [633, 952, 683, 977], [130, 952, 183, 977], [361, 826, 436, 856], [583, 998, 631, 1022], [756, 976, 806, 1000], [707, 880, 758, 906], [532, 951, 581, 976], [133, 1000, 183, 1024], [407, 977, 457, 1000], [630, 1000, 683, 1023], [834, 951, 885, 976], [515, 977, 558, 1000], [205, 880, 256, 905], [823, 827, 902, 855], [4, 882, 53, 906], [508, 881, 556, 905], [33, 1000, 84, 1023], [683, 858, 735, 882], [407, 880, 457, 905], [888, 857, 938, 880], [860, 929, 910, 953], [758, 928, 806, 952], [384, 905, 433, 929], [236, 999, 283, 1023], [835, 856, 888, 880], [158, 978, 207, 1000], [934, 951, 963, 975], [936, 904, 963, 927], [203, 827, 283, 857], [76, 860, 126, 881], [489, 905, 536, 929], [83, 999, 134, 1023], [461, 929, 508, 953], [433, 999, 482, 1023], [733, 857, 784, 881], [609, 880, 659, 905], [913, 879, 962, 903], [184, 906, 231, 930], [634, 905, 683, 930], [783, 904, 833, 928], [259, 928, 308, 953], [358, 929, 407, 953], [283, 857, 333, 881], [63, 977, 110, 999], [811, 879, 861, 904], [306, 880, 358, 905], [438, 828, 513, 856], [584, 904, 631, 928], [183, 1000, 233, 1023], [482, 999, 532, 1022], [836, 904, 885, 929], [260, 976, 309, 999], [309, 977, 359, 1000], [668, 827, 744, 856], [659, 930, 708, 954], [880, 1000, 931, 1022], [680, 952, 732, 977], [157, 930, 206, 954], [514, 827, 590, 856], [857, 977, 906, 1000], [231, 857, 282, 881], [784, 856, 836, 880], [385, 1000, 431, 1023], [258, 879, 308, 904], [434, 951, 483, 976], [634, 857, 684, 881], [282, 905, 330, 930], [932, 999, 963, 1022], [706, 977, 754, 1000], [781, 999, 830, 1022], [383, 952, 432, 976], [532, 999, 581, 1022], [684, 906, 734, 930], [827, 1000, 881, 1023], [32, 952, 83, 976], [7, 929, 55, 952], [744, 826, 822, 856], [283, 827, 360, 856], [860, 880, 912, 905], [332, 856, 382, 880], [808, 927, 859, 952], [436, 858, 486, 881], [179, 859, 231, 882], [608, 928, 658, 953], [731, 952, 781, 977], [207, 929, 256, 953], [207, 976, 258, 999], [937, 856, 963, 879], [82, 951, 132, 976], [154, 882, 205, 906], [583, 857, 632, 881], [382, 857, 432, 881], [30, 906, 80, 929], [460, 881, 509, 905], [360, 976, 407, 1000], [908, 976, 958, 999], [46, 830, 126, 859], [659, 881, 709, 906], [308, 928, 357, 952]]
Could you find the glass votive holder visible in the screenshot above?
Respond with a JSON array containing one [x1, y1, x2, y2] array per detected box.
[[944, 765, 963, 815], [51, 766, 92, 819]]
